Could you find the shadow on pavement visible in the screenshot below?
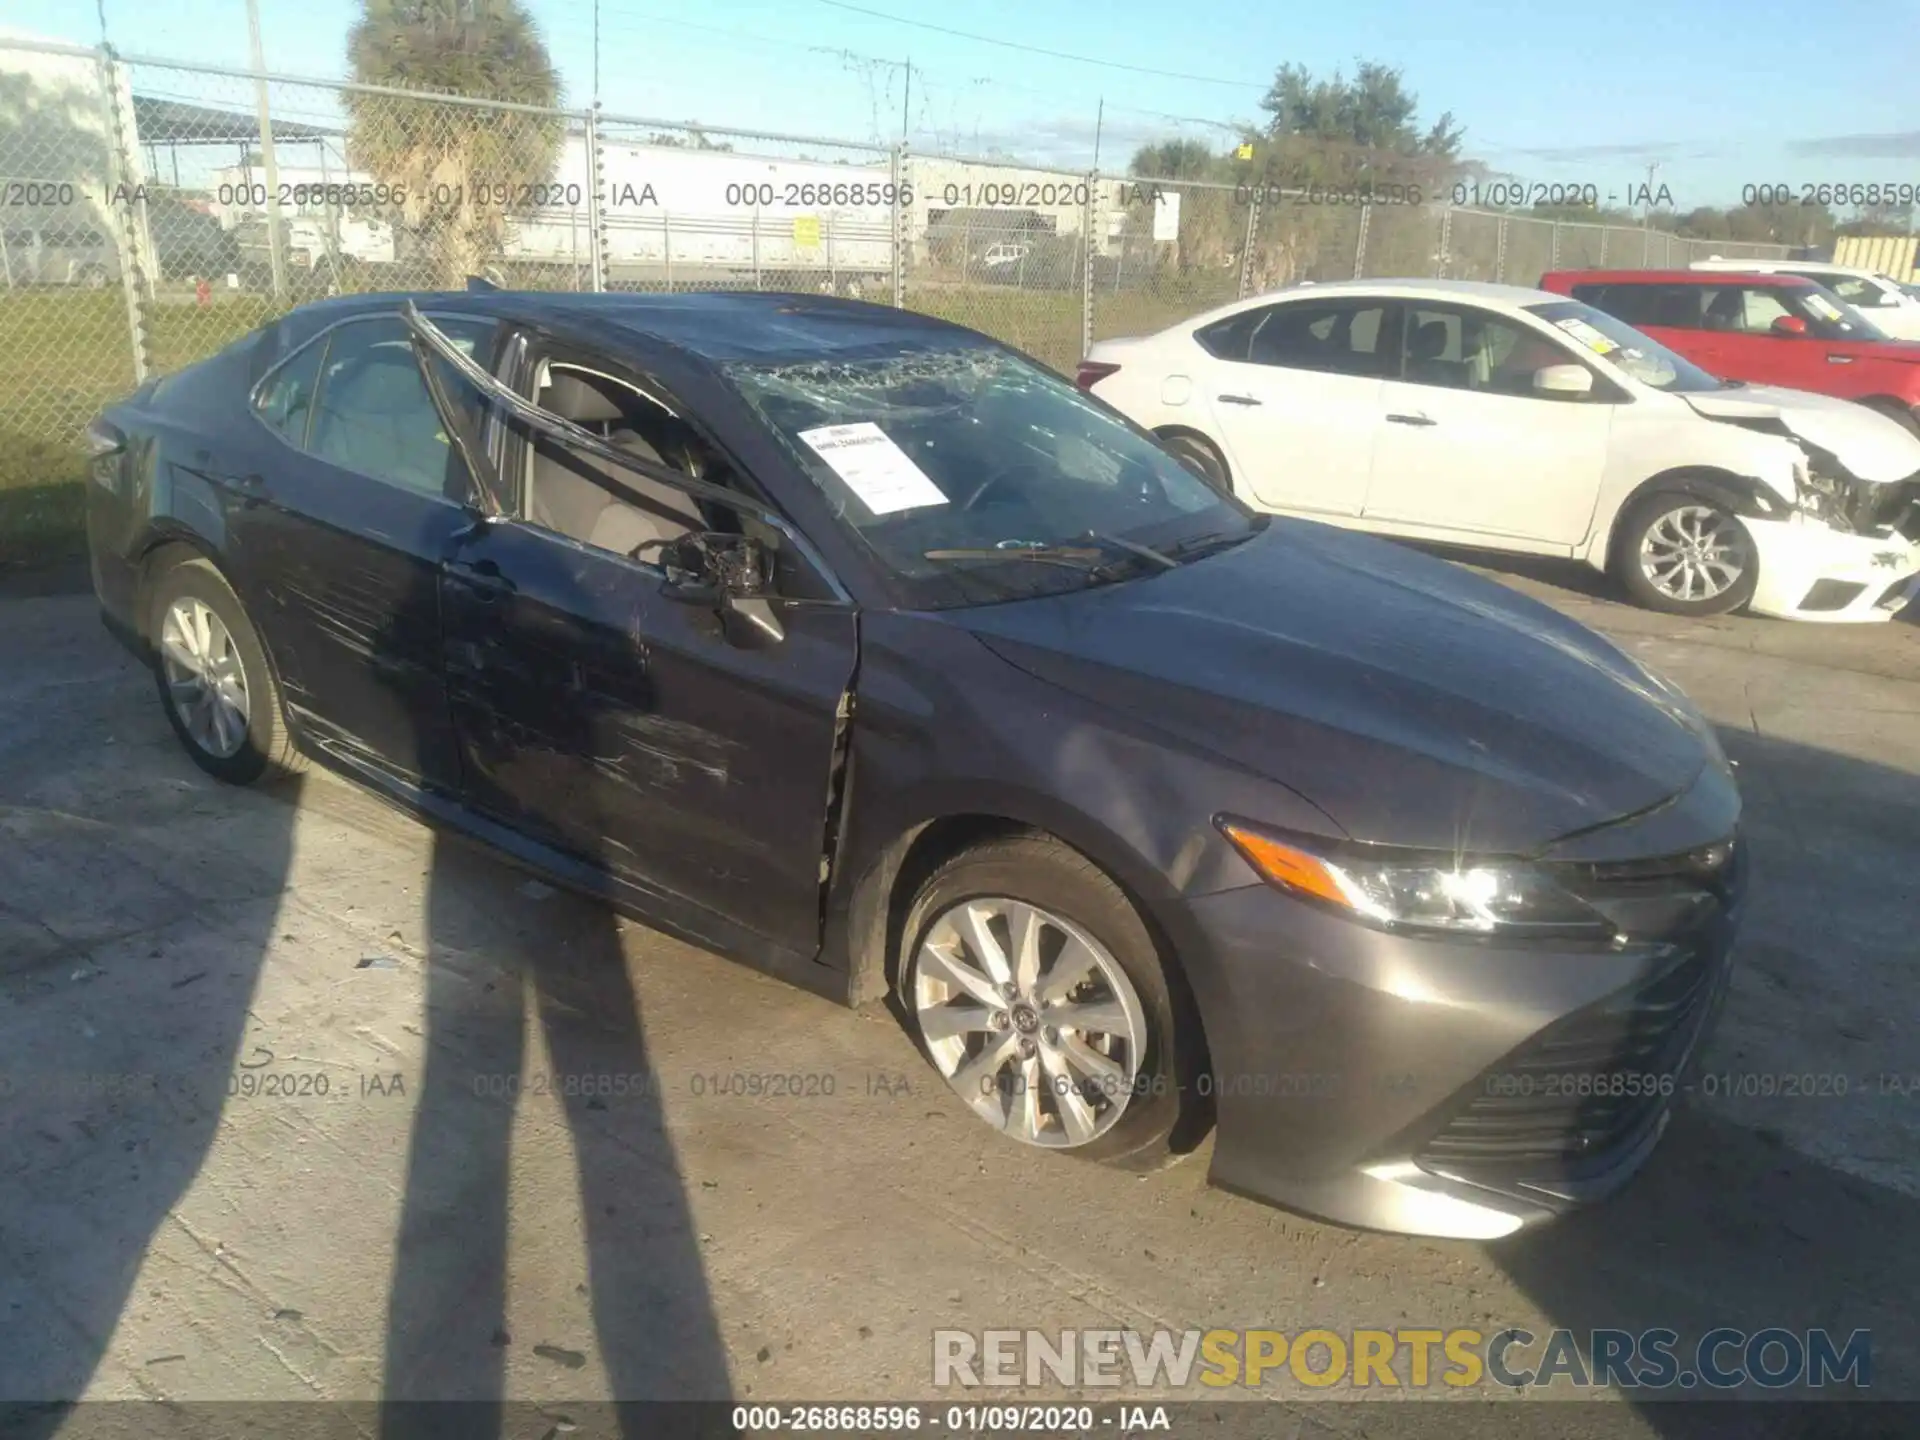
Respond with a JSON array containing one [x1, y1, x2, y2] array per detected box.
[[0, 602, 302, 1436], [1488, 726, 1920, 1430]]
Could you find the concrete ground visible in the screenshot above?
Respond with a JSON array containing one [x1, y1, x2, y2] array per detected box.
[[1, 554, 1916, 1436]]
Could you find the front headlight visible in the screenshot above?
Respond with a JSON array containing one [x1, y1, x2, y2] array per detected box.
[[1217, 819, 1616, 941]]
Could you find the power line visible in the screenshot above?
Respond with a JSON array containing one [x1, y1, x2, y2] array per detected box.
[[809, 0, 1269, 89]]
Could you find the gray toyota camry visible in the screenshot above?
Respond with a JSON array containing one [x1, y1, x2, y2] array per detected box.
[[85, 289, 1744, 1239]]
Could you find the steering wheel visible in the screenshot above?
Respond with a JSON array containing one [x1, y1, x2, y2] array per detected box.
[[960, 460, 1049, 512]]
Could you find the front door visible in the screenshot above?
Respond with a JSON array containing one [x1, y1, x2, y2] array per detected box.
[[429, 342, 860, 956], [1366, 303, 1612, 547]]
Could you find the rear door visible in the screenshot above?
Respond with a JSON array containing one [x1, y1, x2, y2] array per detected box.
[[430, 326, 859, 956], [1366, 302, 1612, 546], [1190, 296, 1397, 516], [236, 312, 497, 790]]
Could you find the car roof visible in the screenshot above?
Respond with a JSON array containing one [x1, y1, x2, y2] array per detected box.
[[1542, 269, 1817, 288], [276, 288, 982, 364], [1689, 258, 1876, 276], [1235, 278, 1566, 309]]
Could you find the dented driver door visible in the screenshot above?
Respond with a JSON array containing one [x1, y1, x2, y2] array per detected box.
[[440, 519, 858, 955], [404, 304, 859, 956]]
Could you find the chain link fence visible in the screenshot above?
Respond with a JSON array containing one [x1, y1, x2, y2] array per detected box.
[[0, 34, 1800, 564]]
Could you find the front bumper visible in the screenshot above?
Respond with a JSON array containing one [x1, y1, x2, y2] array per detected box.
[[1170, 817, 1744, 1239], [1744, 513, 1920, 622]]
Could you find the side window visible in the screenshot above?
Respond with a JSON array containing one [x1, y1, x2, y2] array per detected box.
[[304, 316, 492, 496], [253, 334, 328, 446], [1400, 306, 1575, 395], [1809, 272, 1883, 306], [1194, 310, 1261, 361], [1737, 287, 1794, 334], [1241, 301, 1393, 377]]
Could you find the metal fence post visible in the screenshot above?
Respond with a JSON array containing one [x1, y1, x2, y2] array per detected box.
[[1080, 171, 1097, 359], [1550, 221, 1561, 270], [1238, 191, 1261, 299], [1438, 205, 1453, 279], [244, 14, 287, 302], [585, 104, 606, 292], [95, 46, 150, 384], [890, 141, 907, 308], [1599, 226, 1608, 267], [1495, 216, 1508, 282], [664, 212, 673, 293], [1353, 202, 1371, 279]]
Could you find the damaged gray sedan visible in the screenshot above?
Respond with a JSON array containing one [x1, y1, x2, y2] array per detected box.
[[86, 289, 1746, 1238]]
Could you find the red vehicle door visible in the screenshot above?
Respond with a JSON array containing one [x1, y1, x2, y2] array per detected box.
[[1699, 282, 1833, 392]]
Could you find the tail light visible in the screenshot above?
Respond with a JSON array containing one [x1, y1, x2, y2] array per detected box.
[[1076, 360, 1120, 392]]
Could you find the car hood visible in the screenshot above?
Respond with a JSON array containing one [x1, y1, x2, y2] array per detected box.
[[1682, 384, 1920, 482], [953, 523, 1717, 855]]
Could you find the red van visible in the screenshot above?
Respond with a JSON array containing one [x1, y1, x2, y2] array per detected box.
[[1538, 269, 1920, 436]]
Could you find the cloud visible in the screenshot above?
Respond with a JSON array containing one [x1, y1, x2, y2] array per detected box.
[[1786, 130, 1920, 159]]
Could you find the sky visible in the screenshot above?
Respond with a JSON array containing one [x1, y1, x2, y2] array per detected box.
[[6, 0, 1920, 207]]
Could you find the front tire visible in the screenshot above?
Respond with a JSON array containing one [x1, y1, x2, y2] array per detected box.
[[148, 558, 305, 785], [899, 834, 1203, 1171], [1612, 490, 1758, 617]]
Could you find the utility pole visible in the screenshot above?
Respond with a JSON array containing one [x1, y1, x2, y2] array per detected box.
[[901, 56, 911, 142], [1092, 97, 1104, 173], [592, 0, 600, 108], [245, 0, 287, 301]]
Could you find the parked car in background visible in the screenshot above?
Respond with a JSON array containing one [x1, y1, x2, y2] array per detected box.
[[0, 221, 114, 287], [1540, 269, 1920, 438], [1081, 279, 1920, 621], [87, 289, 1751, 1238], [1690, 257, 1920, 341]]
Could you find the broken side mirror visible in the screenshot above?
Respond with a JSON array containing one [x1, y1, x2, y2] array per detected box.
[[661, 532, 785, 646]]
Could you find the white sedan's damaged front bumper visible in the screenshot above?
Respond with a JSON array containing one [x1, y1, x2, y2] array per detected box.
[[1744, 513, 1920, 622]]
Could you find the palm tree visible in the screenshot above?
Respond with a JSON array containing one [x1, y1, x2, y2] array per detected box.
[[344, 0, 563, 287]]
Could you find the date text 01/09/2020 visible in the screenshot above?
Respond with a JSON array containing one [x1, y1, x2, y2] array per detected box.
[[730, 1404, 1172, 1434]]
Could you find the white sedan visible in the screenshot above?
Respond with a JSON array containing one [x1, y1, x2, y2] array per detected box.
[[1080, 279, 1920, 622]]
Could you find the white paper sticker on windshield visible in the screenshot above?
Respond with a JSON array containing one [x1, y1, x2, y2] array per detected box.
[[1803, 293, 1844, 321], [1552, 317, 1619, 354], [798, 422, 949, 515]]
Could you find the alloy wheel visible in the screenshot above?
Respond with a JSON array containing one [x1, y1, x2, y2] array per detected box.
[[1639, 504, 1747, 603], [911, 897, 1148, 1149], [158, 597, 251, 759]]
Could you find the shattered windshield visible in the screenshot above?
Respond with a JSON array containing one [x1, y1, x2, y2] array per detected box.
[[724, 341, 1258, 607]]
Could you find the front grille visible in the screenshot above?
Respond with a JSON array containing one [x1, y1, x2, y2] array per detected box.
[[1415, 840, 1741, 1173]]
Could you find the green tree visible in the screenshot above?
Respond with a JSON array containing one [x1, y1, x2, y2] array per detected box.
[[344, 0, 564, 286]]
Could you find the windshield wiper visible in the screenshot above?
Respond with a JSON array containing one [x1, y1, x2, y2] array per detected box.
[[922, 544, 1115, 573], [1163, 528, 1254, 563]]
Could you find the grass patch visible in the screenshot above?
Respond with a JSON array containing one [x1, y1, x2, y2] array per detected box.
[[0, 290, 283, 569]]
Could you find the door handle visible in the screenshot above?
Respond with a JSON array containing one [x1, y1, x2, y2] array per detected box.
[[446, 558, 515, 599], [1217, 393, 1263, 406], [1385, 413, 1436, 426], [1826, 355, 1855, 364]]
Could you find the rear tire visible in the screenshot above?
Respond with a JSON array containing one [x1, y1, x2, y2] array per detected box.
[[899, 833, 1205, 1172], [148, 558, 305, 785], [1157, 430, 1233, 498], [1612, 489, 1758, 617]]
